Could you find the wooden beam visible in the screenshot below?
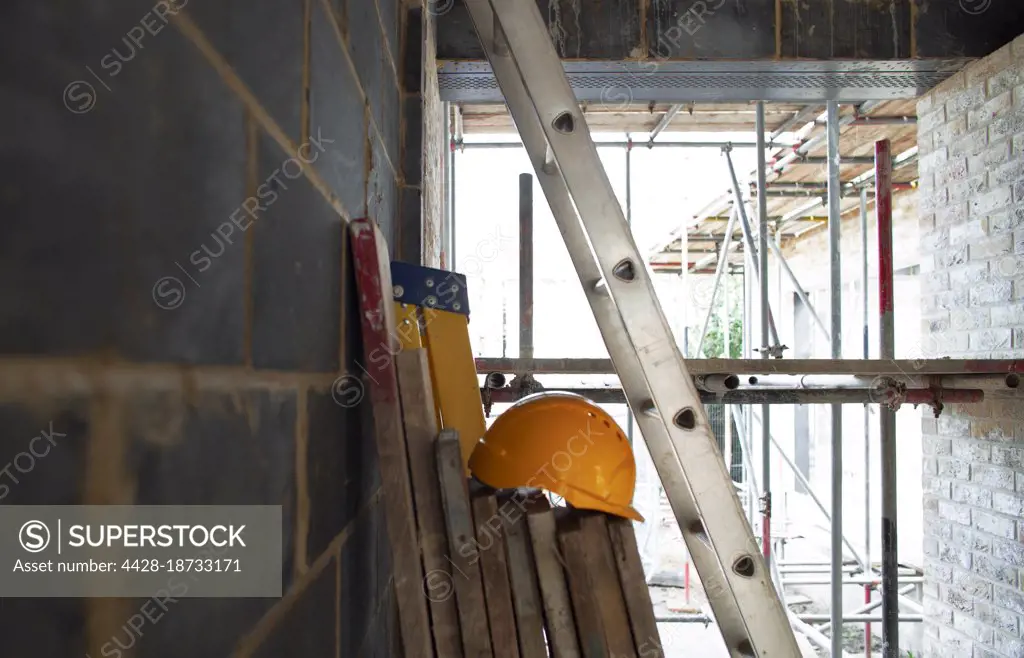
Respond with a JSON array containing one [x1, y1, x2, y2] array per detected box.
[[472, 493, 521, 658]]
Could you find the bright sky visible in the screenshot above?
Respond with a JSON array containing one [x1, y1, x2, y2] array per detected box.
[[453, 131, 758, 360]]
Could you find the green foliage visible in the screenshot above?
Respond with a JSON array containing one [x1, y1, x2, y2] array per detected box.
[[700, 312, 744, 358]]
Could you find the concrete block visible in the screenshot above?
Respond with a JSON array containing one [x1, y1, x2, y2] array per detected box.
[[310, 0, 369, 218], [251, 136, 344, 372], [401, 95, 423, 185], [189, 0, 304, 141], [975, 510, 1017, 540], [939, 458, 972, 481], [350, 0, 385, 130], [994, 539, 1024, 567], [991, 303, 1024, 327], [368, 133, 399, 245], [993, 446, 1024, 469], [951, 220, 990, 246], [953, 482, 992, 507], [338, 508, 381, 657], [953, 609, 995, 643], [989, 110, 1024, 140], [947, 83, 988, 119], [993, 491, 1024, 517], [971, 419, 1018, 442], [993, 254, 1024, 279], [973, 465, 1016, 490], [305, 388, 379, 562], [991, 64, 1024, 98], [0, 402, 87, 505], [944, 581, 977, 610], [936, 245, 970, 270], [929, 478, 953, 498], [994, 632, 1024, 657], [940, 500, 974, 526], [954, 526, 992, 554], [937, 157, 970, 186], [940, 416, 973, 437], [971, 188, 1014, 218], [969, 91, 1013, 130], [135, 599, 279, 658], [920, 144, 949, 173], [0, 599, 87, 657], [397, 185, 422, 263], [991, 158, 1024, 186], [377, 0, 401, 68], [920, 106, 948, 135], [381, 79, 401, 180], [925, 594, 954, 624], [923, 270, 951, 294], [952, 308, 991, 331], [924, 458, 939, 477], [934, 116, 969, 149], [949, 127, 989, 158], [970, 234, 1014, 260], [252, 558, 337, 658], [970, 329, 1013, 352], [971, 280, 1014, 306], [974, 601, 1019, 635], [968, 138, 1012, 174], [937, 202, 969, 227]]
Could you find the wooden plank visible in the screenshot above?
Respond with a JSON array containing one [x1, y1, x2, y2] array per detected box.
[[526, 501, 581, 658], [349, 219, 434, 658], [436, 429, 495, 658], [498, 492, 548, 658], [395, 349, 464, 658], [607, 517, 664, 658], [577, 514, 637, 658], [556, 512, 608, 658], [471, 493, 521, 658]]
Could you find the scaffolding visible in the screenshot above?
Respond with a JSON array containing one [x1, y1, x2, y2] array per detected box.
[[453, 97, 1024, 656]]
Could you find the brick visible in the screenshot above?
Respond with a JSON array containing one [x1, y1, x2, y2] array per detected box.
[[935, 245, 970, 270], [970, 91, 1013, 130], [951, 219, 990, 246], [954, 610, 994, 643], [954, 569, 992, 600], [975, 601, 1018, 635], [950, 175, 991, 204], [951, 308, 990, 331], [939, 457, 972, 480], [950, 126, 990, 157], [970, 329, 1013, 351], [941, 500, 974, 526], [1016, 230, 1024, 255], [971, 188, 1014, 217], [937, 157, 970, 186], [921, 144, 949, 173], [992, 158, 1024, 186], [947, 83, 988, 117], [974, 510, 1016, 540], [929, 477, 953, 498], [925, 594, 954, 624], [971, 280, 1014, 306], [954, 526, 992, 554], [993, 539, 1024, 567], [944, 583, 976, 611], [950, 262, 991, 288], [976, 554, 1019, 589], [973, 464, 1016, 489], [940, 416, 972, 437], [935, 116, 969, 149], [991, 66, 1024, 99], [992, 491, 1024, 517], [989, 110, 1024, 140], [970, 234, 1014, 261], [993, 254, 1024, 278], [925, 436, 953, 456], [924, 457, 938, 475], [993, 446, 1024, 469], [994, 632, 1024, 657], [972, 142, 1014, 179], [920, 105, 948, 135], [971, 419, 1017, 442], [991, 303, 1024, 327], [923, 270, 951, 293], [923, 226, 950, 251], [953, 482, 992, 507]]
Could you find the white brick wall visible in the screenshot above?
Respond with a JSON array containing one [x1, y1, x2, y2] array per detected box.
[[919, 33, 1024, 658]]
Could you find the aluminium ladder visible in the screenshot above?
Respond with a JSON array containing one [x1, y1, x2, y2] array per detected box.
[[463, 1, 802, 656]]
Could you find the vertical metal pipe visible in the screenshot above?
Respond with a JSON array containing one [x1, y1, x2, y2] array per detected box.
[[697, 208, 738, 355], [755, 103, 772, 563], [723, 268, 733, 478], [827, 100, 844, 658], [876, 138, 899, 656], [450, 128, 458, 269], [519, 173, 534, 362], [625, 137, 635, 445], [860, 186, 872, 657], [442, 101, 451, 267]]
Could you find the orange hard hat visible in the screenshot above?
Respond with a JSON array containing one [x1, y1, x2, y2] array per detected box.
[[469, 392, 643, 522]]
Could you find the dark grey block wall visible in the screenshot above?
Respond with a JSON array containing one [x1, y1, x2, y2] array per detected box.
[[0, 0, 412, 656]]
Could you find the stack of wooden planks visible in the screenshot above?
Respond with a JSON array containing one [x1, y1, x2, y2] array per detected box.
[[396, 347, 665, 658], [351, 221, 664, 658]]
